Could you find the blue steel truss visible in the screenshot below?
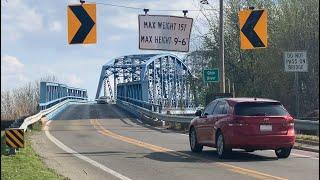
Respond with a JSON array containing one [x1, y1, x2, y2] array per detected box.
[[39, 81, 88, 110], [96, 53, 194, 108]]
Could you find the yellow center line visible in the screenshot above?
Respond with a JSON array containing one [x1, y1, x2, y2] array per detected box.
[[91, 119, 180, 157], [90, 119, 288, 180]]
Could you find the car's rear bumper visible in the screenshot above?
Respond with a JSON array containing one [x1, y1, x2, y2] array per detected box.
[[225, 133, 295, 150]]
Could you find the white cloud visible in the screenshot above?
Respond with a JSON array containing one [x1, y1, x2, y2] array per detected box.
[[0, 0, 217, 98], [104, 0, 205, 32], [1, 26, 22, 42], [1, 55, 29, 90], [106, 11, 138, 31], [67, 0, 80, 4], [107, 35, 122, 42], [50, 21, 62, 32], [82, 44, 96, 48], [1, 55, 24, 74], [66, 74, 83, 87], [1, 0, 44, 42]]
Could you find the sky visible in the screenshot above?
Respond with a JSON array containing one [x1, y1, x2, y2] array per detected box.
[[1, 0, 218, 99]]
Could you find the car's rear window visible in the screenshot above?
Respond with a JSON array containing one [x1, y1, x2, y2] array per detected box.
[[234, 102, 289, 116]]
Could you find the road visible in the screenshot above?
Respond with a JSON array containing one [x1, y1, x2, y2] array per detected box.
[[39, 103, 318, 180]]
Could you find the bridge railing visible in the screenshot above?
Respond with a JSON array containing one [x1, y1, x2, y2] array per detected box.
[[116, 99, 319, 136], [39, 96, 88, 110], [117, 96, 162, 112], [39, 81, 88, 110], [8, 81, 89, 131], [19, 99, 86, 131]]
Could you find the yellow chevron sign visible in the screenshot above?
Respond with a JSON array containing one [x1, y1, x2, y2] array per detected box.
[[239, 9, 268, 49], [5, 129, 24, 148], [67, 3, 96, 44]]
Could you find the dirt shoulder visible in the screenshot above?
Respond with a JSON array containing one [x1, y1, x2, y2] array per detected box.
[[29, 130, 111, 180]]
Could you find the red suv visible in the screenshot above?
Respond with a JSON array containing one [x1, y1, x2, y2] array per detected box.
[[189, 98, 295, 159]]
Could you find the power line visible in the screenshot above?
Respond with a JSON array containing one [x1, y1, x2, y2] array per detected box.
[[85, 1, 218, 12], [94, 2, 141, 10]]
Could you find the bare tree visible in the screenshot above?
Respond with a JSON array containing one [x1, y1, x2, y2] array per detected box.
[[1, 75, 59, 121]]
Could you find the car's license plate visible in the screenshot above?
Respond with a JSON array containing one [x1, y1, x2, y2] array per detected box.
[[260, 124, 272, 131]]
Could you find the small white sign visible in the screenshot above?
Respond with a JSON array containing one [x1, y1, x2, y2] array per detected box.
[[138, 15, 193, 52], [260, 124, 272, 132], [284, 51, 308, 72]]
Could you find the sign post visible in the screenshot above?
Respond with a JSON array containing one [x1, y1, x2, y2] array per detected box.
[[284, 51, 308, 117], [138, 15, 193, 52]]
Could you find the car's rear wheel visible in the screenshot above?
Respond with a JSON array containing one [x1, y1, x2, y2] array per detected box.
[[189, 128, 203, 153], [216, 132, 232, 159], [216, 132, 231, 159], [275, 147, 291, 158]]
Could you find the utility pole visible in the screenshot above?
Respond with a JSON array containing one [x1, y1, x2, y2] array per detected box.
[[227, 78, 231, 93], [232, 83, 235, 97], [200, 0, 225, 93], [219, 0, 225, 93]]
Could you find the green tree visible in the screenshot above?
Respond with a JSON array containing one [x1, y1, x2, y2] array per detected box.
[[190, 0, 319, 116]]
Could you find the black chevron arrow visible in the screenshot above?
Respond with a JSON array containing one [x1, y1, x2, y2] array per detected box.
[[241, 10, 265, 47], [69, 5, 95, 44]]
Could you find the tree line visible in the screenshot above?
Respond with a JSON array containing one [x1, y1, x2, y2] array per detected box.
[[188, 0, 319, 117], [1, 75, 58, 121]]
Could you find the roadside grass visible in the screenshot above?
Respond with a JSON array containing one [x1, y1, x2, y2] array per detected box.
[[296, 134, 319, 142], [1, 129, 68, 180], [29, 121, 42, 131]]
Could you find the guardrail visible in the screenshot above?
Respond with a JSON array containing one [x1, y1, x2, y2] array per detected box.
[[296, 117, 319, 121], [117, 96, 162, 112], [5, 99, 87, 154], [117, 100, 192, 123], [19, 99, 87, 131], [117, 99, 319, 136], [294, 119, 319, 135], [39, 96, 87, 110]]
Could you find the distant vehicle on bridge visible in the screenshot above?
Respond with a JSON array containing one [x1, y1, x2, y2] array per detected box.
[[96, 96, 110, 104], [189, 97, 295, 159]]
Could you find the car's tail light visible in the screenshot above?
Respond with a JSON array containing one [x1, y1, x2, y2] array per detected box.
[[286, 122, 294, 127], [283, 115, 294, 128], [228, 117, 247, 126]]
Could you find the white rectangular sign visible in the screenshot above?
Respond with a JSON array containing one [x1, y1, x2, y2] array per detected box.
[[284, 51, 308, 72], [138, 15, 193, 52]]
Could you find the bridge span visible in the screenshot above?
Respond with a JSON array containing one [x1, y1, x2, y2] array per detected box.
[[96, 54, 194, 110]]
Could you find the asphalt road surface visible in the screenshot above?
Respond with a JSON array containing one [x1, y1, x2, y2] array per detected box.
[[43, 103, 318, 180]]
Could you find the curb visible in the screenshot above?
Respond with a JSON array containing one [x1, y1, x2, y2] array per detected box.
[[293, 145, 319, 153], [295, 139, 319, 146]]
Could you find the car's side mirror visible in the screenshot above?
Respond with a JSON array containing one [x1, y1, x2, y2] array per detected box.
[[195, 110, 202, 117]]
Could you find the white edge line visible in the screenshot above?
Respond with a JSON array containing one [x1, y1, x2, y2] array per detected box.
[[291, 153, 319, 160], [265, 150, 318, 160], [44, 121, 132, 180]]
